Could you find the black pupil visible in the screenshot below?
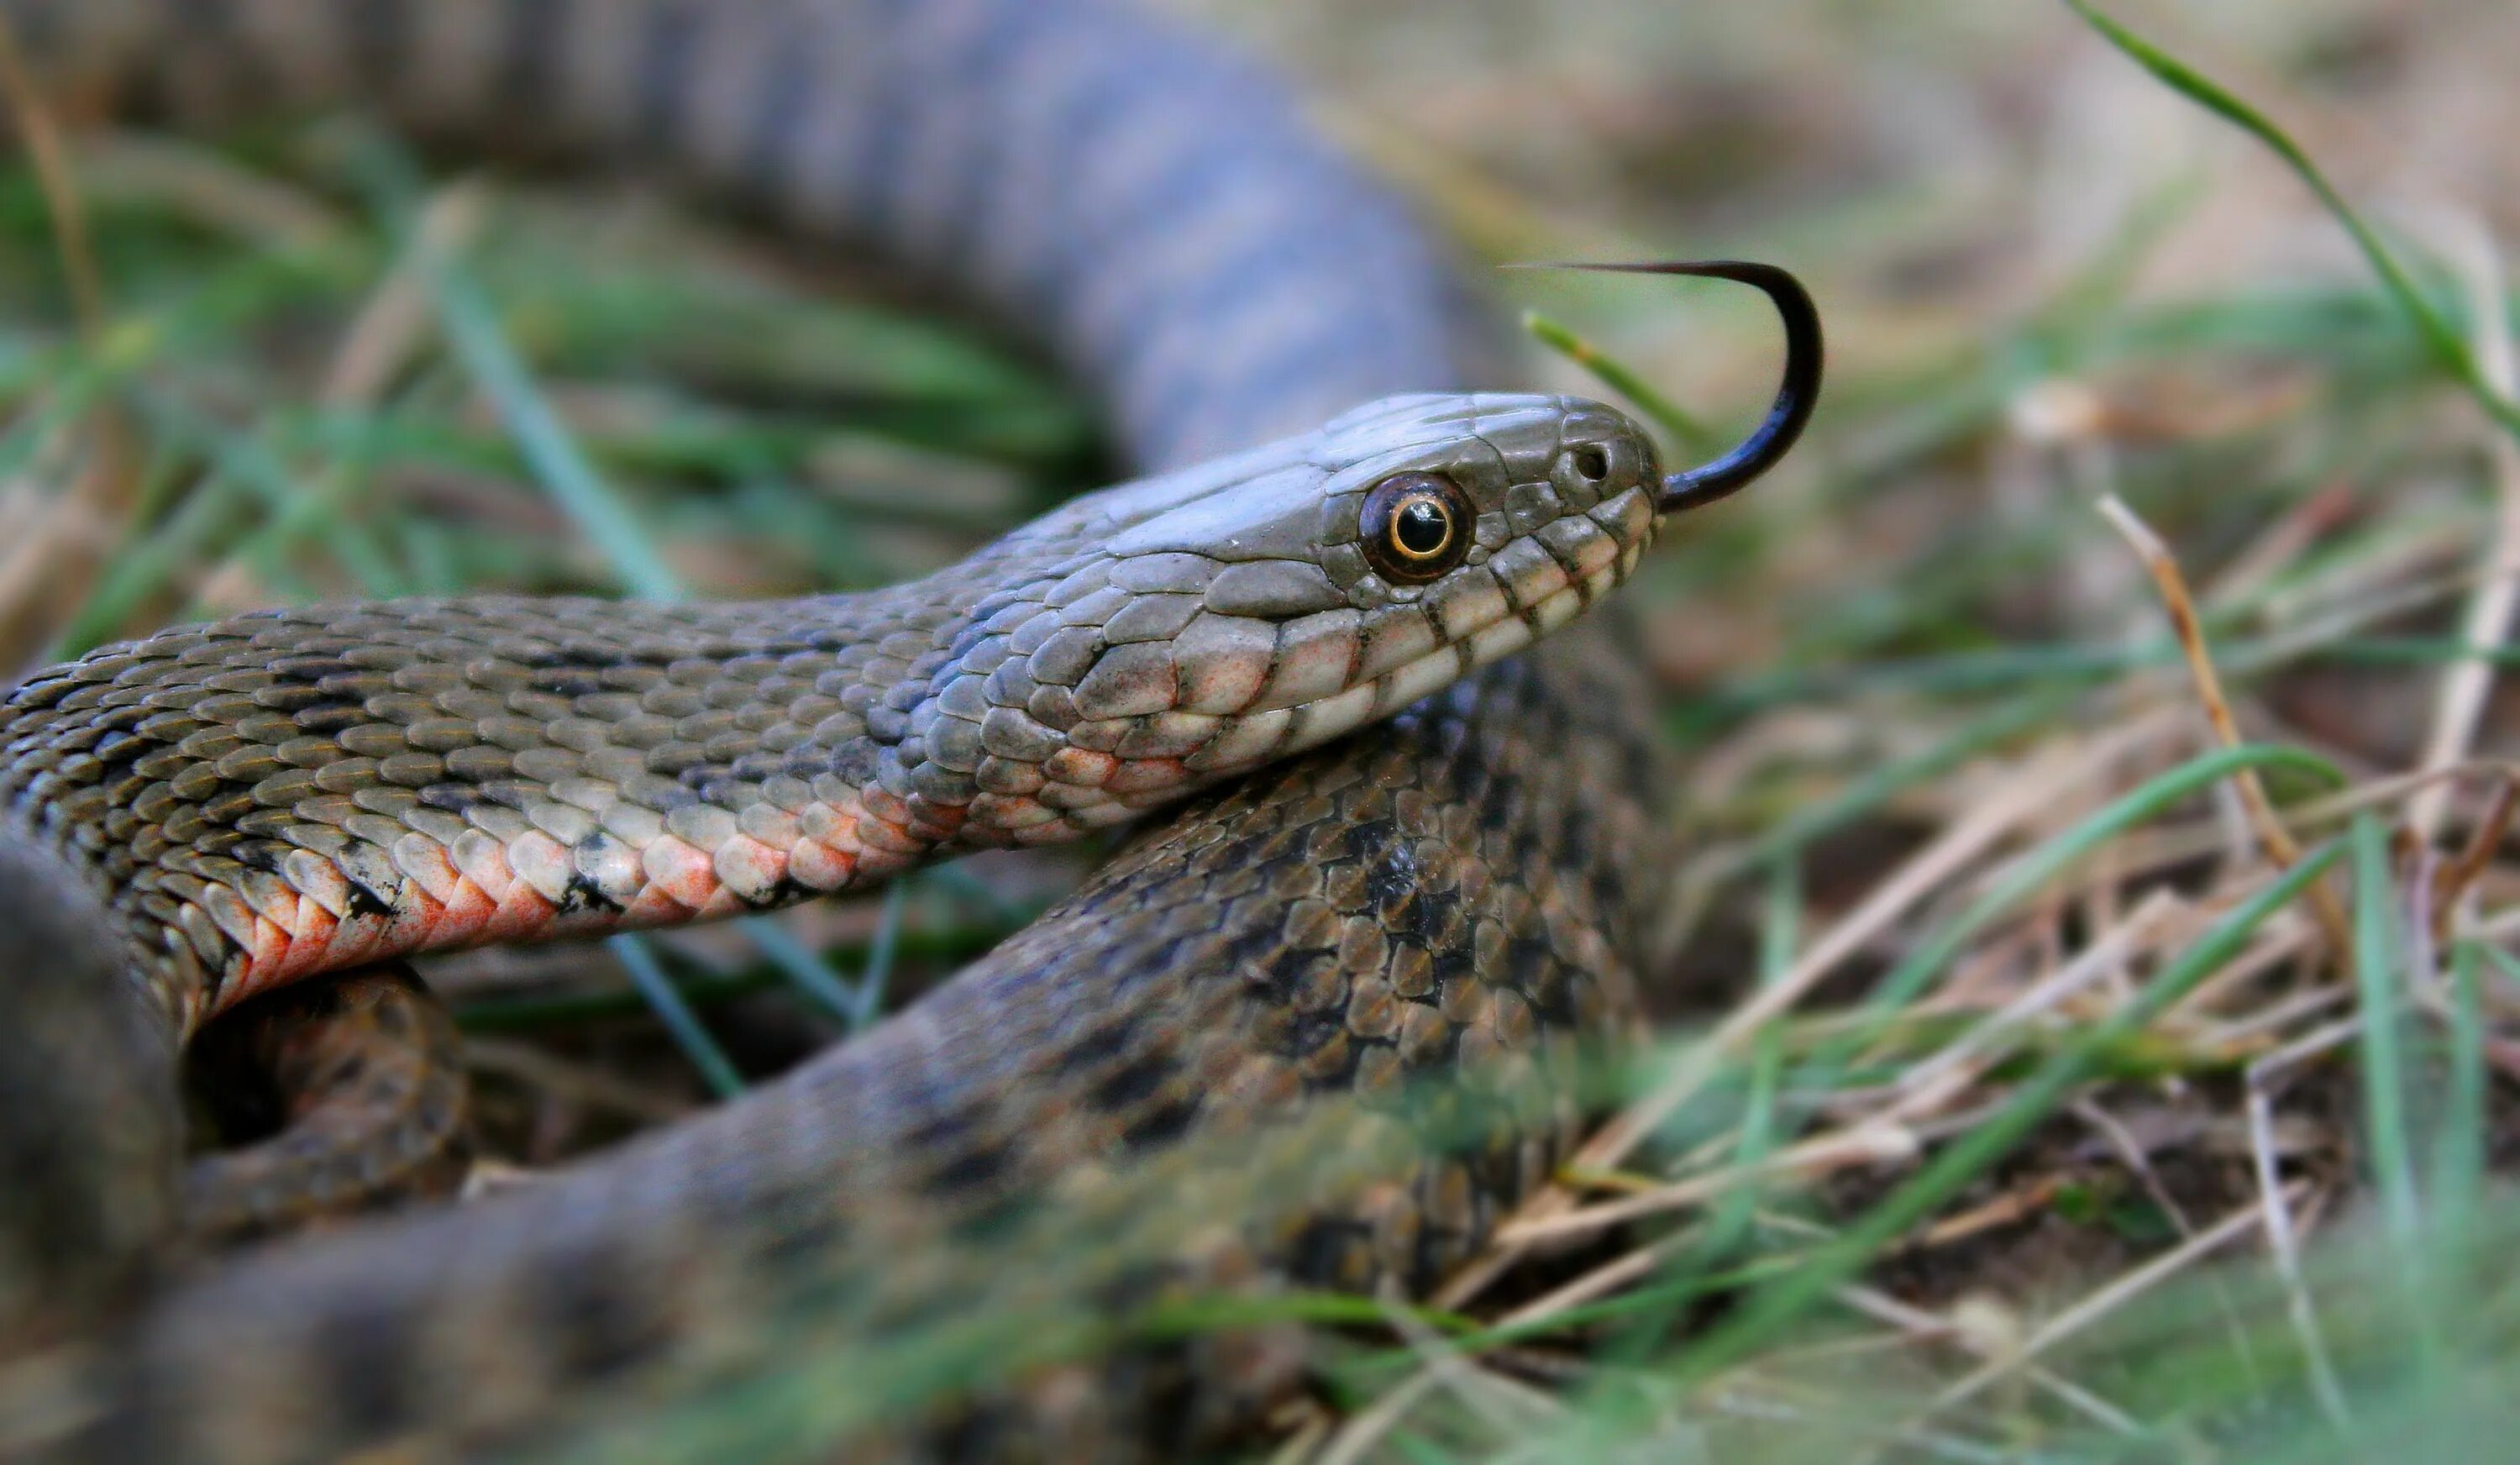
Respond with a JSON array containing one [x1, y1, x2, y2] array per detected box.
[[1394, 498, 1452, 556]]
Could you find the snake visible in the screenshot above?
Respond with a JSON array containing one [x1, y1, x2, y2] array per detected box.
[[0, 0, 1819, 1460], [180, 964, 473, 1245]]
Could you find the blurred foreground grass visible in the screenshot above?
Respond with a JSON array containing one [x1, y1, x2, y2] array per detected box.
[[5, 0, 2520, 1459]]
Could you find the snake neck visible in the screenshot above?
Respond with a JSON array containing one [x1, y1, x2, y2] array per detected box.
[[0, 390, 1661, 1038], [0, 587, 994, 1036]]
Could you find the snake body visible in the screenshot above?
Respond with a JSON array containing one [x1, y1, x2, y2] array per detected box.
[[0, 0, 1809, 1458], [181, 966, 473, 1244], [4, 391, 1662, 1036]]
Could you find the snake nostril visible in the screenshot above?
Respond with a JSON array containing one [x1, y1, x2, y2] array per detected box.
[[1572, 446, 1609, 481]]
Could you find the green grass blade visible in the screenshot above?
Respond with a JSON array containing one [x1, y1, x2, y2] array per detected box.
[[1523, 308, 1717, 453], [2433, 941, 2487, 1235], [2062, 0, 2520, 444], [1735, 687, 2079, 866], [1676, 837, 2348, 1378], [739, 890, 914, 1034], [851, 880, 911, 1032], [49, 459, 252, 658], [738, 917, 867, 1029], [607, 934, 745, 1100], [1705, 857, 1798, 1263], [1846, 743, 2343, 1048], [2349, 812, 2419, 1250], [424, 252, 686, 599]]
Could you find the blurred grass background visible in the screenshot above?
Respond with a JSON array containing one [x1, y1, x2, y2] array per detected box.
[[6, 0, 2520, 1457]]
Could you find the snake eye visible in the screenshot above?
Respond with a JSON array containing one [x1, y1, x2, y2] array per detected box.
[[1360, 472, 1474, 585]]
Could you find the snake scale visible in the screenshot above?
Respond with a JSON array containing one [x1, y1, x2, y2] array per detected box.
[[0, 1, 1818, 1460]]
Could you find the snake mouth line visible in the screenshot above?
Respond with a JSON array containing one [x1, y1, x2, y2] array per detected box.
[[1013, 539, 1647, 840], [1251, 536, 1646, 768]]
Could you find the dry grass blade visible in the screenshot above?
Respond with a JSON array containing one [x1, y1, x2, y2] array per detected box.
[[1441, 710, 2185, 1308], [66, 131, 347, 253], [2063, 0, 2520, 438], [1498, 1124, 1918, 1247], [324, 184, 487, 409], [1882, 888, 2182, 1120], [2429, 775, 2517, 934], [1914, 1186, 2299, 1425], [2244, 1083, 2351, 1430], [460, 1037, 696, 1126], [0, 20, 103, 339], [1835, 1285, 2141, 1437], [196, 182, 489, 613], [2097, 493, 2355, 960], [0, 13, 139, 668], [2408, 221, 2520, 845], [1373, 1285, 1561, 1437]]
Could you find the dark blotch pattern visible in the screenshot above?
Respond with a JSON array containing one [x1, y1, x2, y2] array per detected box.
[[0, 1, 1676, 1462]]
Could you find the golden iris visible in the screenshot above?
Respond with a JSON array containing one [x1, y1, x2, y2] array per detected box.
[[1359, 472, 1474, 585]]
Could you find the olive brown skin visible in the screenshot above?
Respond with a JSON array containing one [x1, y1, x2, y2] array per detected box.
[[0, 0, 1793, 1460], [0, 391, 1663, 1043]]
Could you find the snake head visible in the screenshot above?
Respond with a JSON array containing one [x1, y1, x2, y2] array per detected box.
[[934, 391, 1668, 837]]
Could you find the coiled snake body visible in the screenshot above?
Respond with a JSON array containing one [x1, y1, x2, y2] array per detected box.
[[0, 1, 1816, 1459]]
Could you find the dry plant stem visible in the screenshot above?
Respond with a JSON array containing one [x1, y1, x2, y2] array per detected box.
[[2097, 494, 2356, 960], [2245, 1083, 2351, 1429], [1914, 1186, 2303, 1426], [459, 1037, 696, 1126], [1336, 1216, 1848, 1460], [2407, 219, 2520, 843], [1884, 889, 2182, 1118], [1833, 1284, 2140, 1438], [1907, 1176, 2065, 1250], [2405, 851, 2443, 1005], [2199, 479, 2355, 606], [197, 181, 489, 612], [2072, 1095, 2271, 1384], [0, 13, 139, 665], [68, 131, 347, 252], [1932, 916, 2061, 1015], [2067, 1103, 2208, 1244], [2192, 961, 2346, 1050], [1314, 1352, 1446, 1463], [2251, 1011, 2366, 1083], [1705, 1375, 2003, 1463], [1500, 1229, 1698, 1331], [1326, 1233, 1709, 1462], [2460, 901, 2520, 945], [2255, 518, 2479, 630], [1373, 1285, 1559, 1437], [328, 184, 489, 407], [2403, 841, 2520, 1075], [1261, 1417, 1326, 1465], [2167, 916, 2316, 1029], [2050, 762, 2518, 916], [1441, 710, 2183, 1308], [0, 20, 104, 339], [2429, 774, 2517, 935], [1497, 1125, 1917, 1247]]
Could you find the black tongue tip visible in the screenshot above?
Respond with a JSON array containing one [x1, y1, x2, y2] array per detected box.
[[1507, 258, 1824, 513]]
